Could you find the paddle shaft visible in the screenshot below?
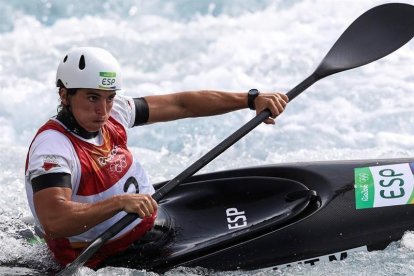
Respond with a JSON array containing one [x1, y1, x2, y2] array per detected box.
[[74, 73, 318, 248], [156, 74, 319, 199]]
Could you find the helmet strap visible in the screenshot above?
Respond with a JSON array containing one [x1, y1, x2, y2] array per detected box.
[[56, 107, 99, 139]]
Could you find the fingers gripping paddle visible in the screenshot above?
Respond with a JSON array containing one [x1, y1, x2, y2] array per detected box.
[[58, 3, 414, 275]]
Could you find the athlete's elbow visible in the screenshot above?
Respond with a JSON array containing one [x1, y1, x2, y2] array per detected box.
[[42, 221, 67, 238], [40, 215, 76, 238]]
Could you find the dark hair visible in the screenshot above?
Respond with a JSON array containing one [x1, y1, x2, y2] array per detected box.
[[56, 79, 78, 114]]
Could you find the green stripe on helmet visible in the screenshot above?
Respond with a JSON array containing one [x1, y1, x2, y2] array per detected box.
[[99, 72, 117, 77]]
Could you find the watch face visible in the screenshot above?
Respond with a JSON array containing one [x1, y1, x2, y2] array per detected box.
[[249, 89, 259, 96]]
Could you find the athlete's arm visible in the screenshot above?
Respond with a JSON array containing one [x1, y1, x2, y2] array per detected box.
[[33, 185, 157, 238], [143, 91, 288, 125]]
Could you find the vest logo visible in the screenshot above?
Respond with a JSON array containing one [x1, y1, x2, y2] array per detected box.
[[97, 145, 128, 173], [41, 155, 61, 171], [110, 156, 127, 173], [98, 146, 119, 167]]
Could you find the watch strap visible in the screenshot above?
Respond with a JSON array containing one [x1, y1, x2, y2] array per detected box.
[[248, 89, 260, 110]]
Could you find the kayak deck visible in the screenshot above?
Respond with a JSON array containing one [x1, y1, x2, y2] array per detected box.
[[101, 158, 414, 271]]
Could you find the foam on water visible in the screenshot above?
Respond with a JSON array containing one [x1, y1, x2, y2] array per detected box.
[[1, 0, 414, 275]]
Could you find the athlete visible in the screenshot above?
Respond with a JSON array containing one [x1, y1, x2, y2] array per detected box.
[[24, 47, 288, 267]]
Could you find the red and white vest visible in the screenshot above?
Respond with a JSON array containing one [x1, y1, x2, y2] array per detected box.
[[25, 95, 156, 267]]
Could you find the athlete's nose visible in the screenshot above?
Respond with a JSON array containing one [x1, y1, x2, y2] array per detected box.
[[95, 99, 107, 115]]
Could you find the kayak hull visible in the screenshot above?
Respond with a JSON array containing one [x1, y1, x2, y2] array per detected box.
[[101, 158, 414, 271]]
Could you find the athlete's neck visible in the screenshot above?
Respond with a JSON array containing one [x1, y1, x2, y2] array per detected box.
[[56, 108, 99, 139]]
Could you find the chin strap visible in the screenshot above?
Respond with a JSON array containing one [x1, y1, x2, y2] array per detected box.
[[56, 108, 99, 139]]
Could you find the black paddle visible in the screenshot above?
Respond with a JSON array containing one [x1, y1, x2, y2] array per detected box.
[[58, 3, 414, 275]]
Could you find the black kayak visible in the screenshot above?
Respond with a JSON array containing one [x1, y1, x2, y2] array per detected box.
[[100, 157, 414, 272]]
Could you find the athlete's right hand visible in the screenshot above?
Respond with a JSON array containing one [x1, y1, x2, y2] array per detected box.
[[119, 194, 158, 218]]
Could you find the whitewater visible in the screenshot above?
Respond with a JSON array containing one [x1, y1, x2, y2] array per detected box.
[[1, 0, 414, 275]]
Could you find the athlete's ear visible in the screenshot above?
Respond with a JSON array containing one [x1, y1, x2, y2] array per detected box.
[[59, 88, 69, 106]]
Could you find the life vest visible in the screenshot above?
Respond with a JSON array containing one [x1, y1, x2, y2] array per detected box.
[[25, 117, 156, 268]]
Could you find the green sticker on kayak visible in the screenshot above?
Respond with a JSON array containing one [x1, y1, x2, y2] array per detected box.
[[354, 163, 414, 209]]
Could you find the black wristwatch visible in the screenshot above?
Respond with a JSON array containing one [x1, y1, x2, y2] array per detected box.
[[248, 89, 260, 110]]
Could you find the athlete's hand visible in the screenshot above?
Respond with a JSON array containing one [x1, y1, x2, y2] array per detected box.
[[120, 194, 158, 218], [254, 92, 289, 124]]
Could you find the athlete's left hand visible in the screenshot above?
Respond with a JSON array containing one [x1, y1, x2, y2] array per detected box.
[[254, 92, 289, 124]]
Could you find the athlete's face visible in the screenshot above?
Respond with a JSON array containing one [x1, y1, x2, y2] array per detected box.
[[62, 88, 116, 132]]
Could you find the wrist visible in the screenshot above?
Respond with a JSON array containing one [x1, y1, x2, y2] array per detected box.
[[247, 89, 260, 110], [114, 194, 126, 212]]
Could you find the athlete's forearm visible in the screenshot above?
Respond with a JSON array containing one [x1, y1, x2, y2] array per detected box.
[[145, 91, 248, 123], [34, 187, 156, 238], [34, 190, 124, 238], [176, 90, 248, 117]]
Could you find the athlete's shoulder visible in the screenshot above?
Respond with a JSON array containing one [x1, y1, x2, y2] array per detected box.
[[30, 128, 73, 155], [111, 93, 135, 128], [26, 128, 76, 179]]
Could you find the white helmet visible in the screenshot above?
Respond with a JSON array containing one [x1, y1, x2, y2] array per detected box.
[[56, 47, 122, 90]]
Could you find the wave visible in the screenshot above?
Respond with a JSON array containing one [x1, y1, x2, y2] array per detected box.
[[0, 0, 286, 33]]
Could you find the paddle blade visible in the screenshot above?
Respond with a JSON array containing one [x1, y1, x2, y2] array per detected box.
[[316, 3, 414, 78]]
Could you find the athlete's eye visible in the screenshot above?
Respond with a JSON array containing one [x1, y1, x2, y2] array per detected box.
[[108, 95, 116, 102], [88, 95, 99, 102]]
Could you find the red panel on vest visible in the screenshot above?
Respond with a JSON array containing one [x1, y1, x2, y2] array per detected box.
[[29, 117, 133, 195]]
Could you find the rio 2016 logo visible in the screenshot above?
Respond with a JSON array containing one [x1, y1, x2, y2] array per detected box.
[[358, 172, 370, 183]]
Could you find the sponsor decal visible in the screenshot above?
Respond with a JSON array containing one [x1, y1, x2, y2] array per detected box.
[[271, 246, 367, 270], [354, 163, 414, 209], [99, 71, 116, 89], [41, 155, 61, 171], [226, 207, 247, 230]]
